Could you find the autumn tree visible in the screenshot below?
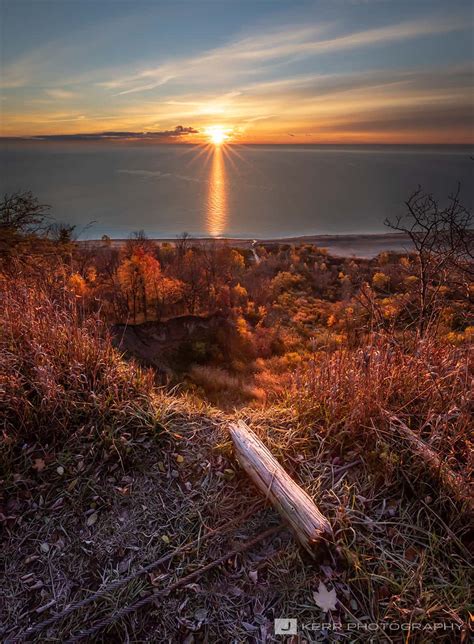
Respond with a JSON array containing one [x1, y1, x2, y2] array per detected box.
[[117, 249, 183, 322], [48, 222, 76, 244], [0, 192, 79, 287], [176, 248, 206, 313], [151, 275, 184, 320], [67, 272, 88, 297], [117, 251, 159, 322]]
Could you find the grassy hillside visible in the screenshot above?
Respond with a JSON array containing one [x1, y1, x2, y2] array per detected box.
[[1, 274, 472, 642], [1, 192, 472, 641]]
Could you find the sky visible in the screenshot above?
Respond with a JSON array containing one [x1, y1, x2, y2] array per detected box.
[[1, 0, 473, 143]]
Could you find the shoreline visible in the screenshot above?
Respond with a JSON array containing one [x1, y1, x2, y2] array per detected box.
[[79, 232, 414, 259]]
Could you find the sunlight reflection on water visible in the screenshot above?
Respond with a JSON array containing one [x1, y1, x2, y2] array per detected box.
[[206, 146, 227, 236], [2, 144, 472, 239]]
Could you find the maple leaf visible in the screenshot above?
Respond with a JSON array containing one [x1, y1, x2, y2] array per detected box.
[[313, 581, 337, 612]]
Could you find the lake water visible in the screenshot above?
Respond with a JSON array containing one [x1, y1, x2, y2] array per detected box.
[[1, 143, 472, 239]]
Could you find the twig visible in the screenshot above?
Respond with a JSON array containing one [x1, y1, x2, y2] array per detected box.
[[66, 525, 284, 643], [9, 502, 263, 640]]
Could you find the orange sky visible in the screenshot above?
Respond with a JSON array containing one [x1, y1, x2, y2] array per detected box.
[[1, 2, 473, 143]]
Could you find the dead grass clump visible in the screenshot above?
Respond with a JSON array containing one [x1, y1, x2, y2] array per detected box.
[[283, 335, 472, 476], [1, 278, 158, 465], [189, 364, 265, 405]]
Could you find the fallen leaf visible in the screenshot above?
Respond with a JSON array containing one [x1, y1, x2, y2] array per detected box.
[[21, 573, 35, 582], [194, 608, 207, 625], [249, 570, 258, 584], [86, 512, 98, 527], [24, 555, 40, 565], [242, 622, 258, 631], [176, 455, 184, 463], [32, 459, 46, 472], [40, 543, 50, 553], [49, 497, 64, 510], [313, 581, 337, 612], [56, 466, 64, 476], [161, 534, 170, 544], [67, 478, 78, 491], [405, 546, 419, 561]]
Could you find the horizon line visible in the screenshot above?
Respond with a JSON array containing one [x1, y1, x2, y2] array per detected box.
[[1, 137, 473, 146]]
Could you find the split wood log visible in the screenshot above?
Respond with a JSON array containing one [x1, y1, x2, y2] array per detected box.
[[229, 420, 333, 555]]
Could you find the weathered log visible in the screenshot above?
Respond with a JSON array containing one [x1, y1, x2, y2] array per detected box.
[[391, 418, 474, 516], [229, 420, 332, 555]]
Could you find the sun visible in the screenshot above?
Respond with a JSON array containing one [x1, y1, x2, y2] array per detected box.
[[206, 125, 229, 146]]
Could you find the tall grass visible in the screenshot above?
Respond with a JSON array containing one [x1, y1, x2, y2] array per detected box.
[[1, 274, 471, 639], [1, 278, 158, 460], [282, 335, 472, 477]]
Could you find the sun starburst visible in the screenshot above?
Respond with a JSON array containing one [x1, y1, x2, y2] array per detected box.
[[206, 125, 229, 145]]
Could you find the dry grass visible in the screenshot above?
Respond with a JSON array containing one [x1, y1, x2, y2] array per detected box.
[[4, 394, 471, 642], [283, 335, 473, 478], [189, 364, 265, 406], [1, 278, 159, 479], [235, 403, 472, 641], [1, 279, 472, 642]]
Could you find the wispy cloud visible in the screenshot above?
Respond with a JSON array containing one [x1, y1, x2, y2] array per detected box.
[[1, 3, 472, 142], [96, 14, 469, 96], [44, 89, 78, 100]]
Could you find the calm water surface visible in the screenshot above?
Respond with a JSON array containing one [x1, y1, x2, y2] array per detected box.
[[1, 143, 472, 239]]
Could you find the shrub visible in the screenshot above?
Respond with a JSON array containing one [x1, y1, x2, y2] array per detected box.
[[372, 271, 390, 290]]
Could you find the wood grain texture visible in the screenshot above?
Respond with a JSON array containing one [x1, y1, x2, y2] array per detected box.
[[229, 420, 332, 555]]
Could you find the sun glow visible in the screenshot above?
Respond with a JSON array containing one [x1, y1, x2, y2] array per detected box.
[[206, 125, 229, 146]]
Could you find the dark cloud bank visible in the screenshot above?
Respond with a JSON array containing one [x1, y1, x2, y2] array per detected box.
[[1, 125, 199, 142]]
